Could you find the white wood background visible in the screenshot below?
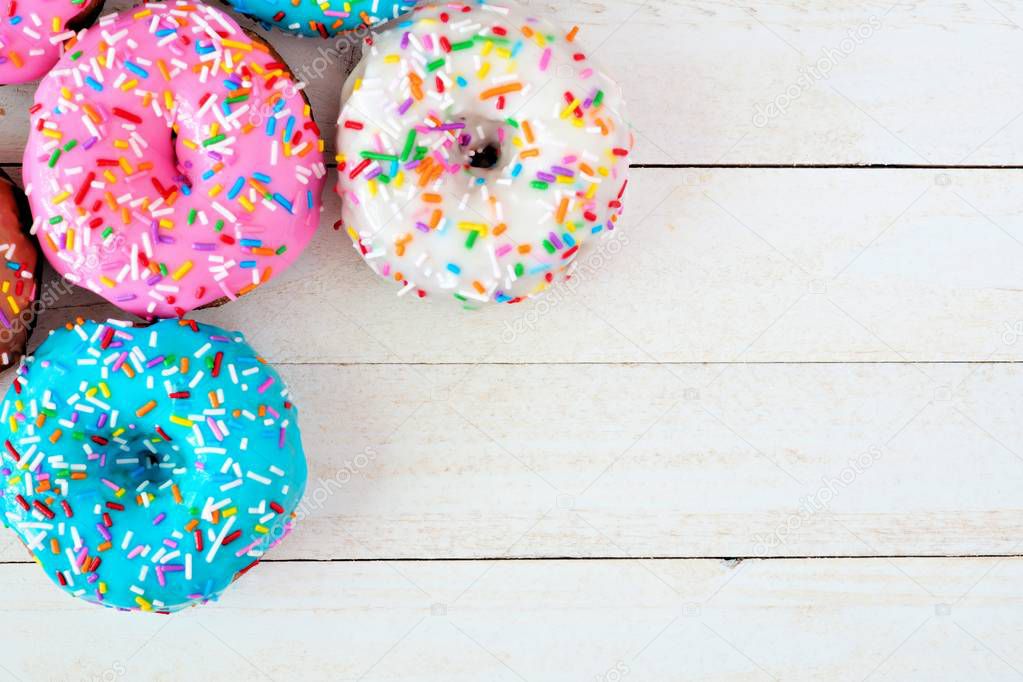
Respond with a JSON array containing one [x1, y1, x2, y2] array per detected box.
[[3, 0, 1023, 679]]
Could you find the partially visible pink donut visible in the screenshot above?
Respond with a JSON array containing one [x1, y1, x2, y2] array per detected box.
[[23, 1, 326, 318], [1, 0, 106, 85]]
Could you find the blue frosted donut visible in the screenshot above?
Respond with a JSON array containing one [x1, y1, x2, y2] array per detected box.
[[227, 0, 416, 37], [0, 319, 307, 612]]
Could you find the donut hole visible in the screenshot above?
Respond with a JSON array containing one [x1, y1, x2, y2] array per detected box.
[[110, 438, 183, 492], [467, 142, 501, 170], [457, 117, 506, 175]]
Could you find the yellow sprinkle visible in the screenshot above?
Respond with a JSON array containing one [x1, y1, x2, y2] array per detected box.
[[169, 415, 193, 427], [171, 261, 193, 281]]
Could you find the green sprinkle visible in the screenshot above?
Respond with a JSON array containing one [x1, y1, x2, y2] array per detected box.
[[377, 174, 392, 184], [530, 180, 549, 190], [359, 151, 398, 161], [542, 240, 556, 254], [450, 40, 474, 51], [514, 263, 525, 277], [593, 90, 604, 106], [400, 130, 417, 162], [202, 134, 226, 147], [504, 118, 520, 129], [70, 50, 83, 60], [187, 209, 197, 225], [414, 146, 429, 160], [48, 216, 63, 225], [275, 245, 288, 255], [427, 58, 446, 72], [465, 230, 479, 249], [101, 227, 113, 239], [225, 95, 249, 104], [63, 140, 77, 152], [158, 263, 168, 276], [215, 219, 225, 232], [47, 149, 61, 168]]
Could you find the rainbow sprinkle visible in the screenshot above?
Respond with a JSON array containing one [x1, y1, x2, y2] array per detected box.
[[0, 318, 307, 612], [24, 1, 327, 319], [335, 0, 632, 305]]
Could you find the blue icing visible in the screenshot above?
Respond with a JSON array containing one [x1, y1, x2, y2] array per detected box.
[[0, 319, 307, 612], [226, 0, 416, 37]]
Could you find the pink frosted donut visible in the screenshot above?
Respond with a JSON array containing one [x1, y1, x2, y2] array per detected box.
[[0, 0, 105, 84], [23, 1, 326, 318]]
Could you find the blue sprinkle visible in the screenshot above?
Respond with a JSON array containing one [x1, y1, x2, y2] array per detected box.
[[125, 61, 149, 78], [446, 263, 461, 275], [252, 172, 271, 183], [265, 117, 276, 136], [240, 260, 257, 269], [5, 262, 20, 271], [201, 170, 215, 181], [228, 177, 245, 199], [85, 77, 103, 92], [272, 193, 294, 213], [511, 163, 522, 178], [511, 40, 524, 58], [306, 190, 314, 209], [240, 239, 262, 247], [563, 233, 576, 247], [456, 76, 468, 88], [591, 224, 603, 234]]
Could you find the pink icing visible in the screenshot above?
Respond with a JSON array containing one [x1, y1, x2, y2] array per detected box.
[[0, 0, 92, 84], [23, 1, 326, 318]]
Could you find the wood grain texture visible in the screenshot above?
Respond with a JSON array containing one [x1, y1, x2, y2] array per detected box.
[[6, 165, 1023, 364], [0, 0, 1021, 677], [0, 360, 1019, 561], [4, 0, 1023, 164], [0, 558, 1021, 681]]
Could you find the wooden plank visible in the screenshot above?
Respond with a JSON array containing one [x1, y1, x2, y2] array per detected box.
[[4, 1, 1023, 164], [0, 557, 1021, 680], [1, 360, 1019, 561], [8, 165, 1022, 364]]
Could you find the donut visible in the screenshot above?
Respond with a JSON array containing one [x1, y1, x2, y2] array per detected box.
[[0, 318, 307, 612], [0, 169, 40, 369], [224, 0, 415, 37], [0, 0, 106, 84], [334, 0, 631, 305], [23, 1, 327, 319]]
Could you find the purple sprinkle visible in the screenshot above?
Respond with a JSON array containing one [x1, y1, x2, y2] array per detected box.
[[397, 97, 413, 115], [536, 172, 556, 182]]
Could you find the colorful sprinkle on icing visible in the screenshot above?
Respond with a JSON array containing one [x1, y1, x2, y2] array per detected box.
[[0, 318, 307, 612], [227, 0, 415, 38], [24, 1, 327, 319], [0, 0, 95, 84], [0, 171, 39, 369], [335, 0, 631, 305]]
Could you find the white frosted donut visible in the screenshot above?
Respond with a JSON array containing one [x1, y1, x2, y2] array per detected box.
[[335, 0, 632, 305]]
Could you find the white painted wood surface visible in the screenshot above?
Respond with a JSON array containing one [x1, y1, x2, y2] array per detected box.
[[1, 0, 1022, 680]]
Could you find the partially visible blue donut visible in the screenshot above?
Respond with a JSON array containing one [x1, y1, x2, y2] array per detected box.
[[0, 319, 307, 612], [227, 0, 415, 37]]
